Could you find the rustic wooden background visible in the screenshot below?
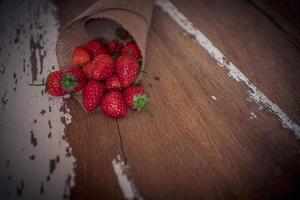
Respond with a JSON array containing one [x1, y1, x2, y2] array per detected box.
[[1, 0, 300, 199], [57, 0, 300, 199]]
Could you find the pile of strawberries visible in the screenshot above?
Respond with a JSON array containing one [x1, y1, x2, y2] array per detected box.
[[45, 28, 149, 119]]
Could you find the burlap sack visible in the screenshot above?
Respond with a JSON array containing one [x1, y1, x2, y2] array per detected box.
[[56, 0, 154, 106]]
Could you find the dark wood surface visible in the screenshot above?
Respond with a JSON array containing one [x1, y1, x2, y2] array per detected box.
[[262, 0, 300, 30], [56, 0, 300, 199]]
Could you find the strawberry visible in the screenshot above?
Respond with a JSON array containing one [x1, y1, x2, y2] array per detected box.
[[115, 55, 139, 87], [84, 39, 108, 58], [124, 86, 149, 111], [105, 75, 122, 91], [82, 80, 105, 112], [82, 62, 93, 78], [121, 41, 142, 61], [100, 91, 127, 119], [108, 40, 123, 55], [46, 71, 67, 96], [72, 46, 91, 66], [91, 54, 114, 80], [63, 66, 87, 93]]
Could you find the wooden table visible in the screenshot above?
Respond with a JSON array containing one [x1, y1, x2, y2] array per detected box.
[[1, 0, 299, 199]]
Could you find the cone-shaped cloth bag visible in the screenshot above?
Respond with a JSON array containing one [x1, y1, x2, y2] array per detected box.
[[56, 0, 154, 105]]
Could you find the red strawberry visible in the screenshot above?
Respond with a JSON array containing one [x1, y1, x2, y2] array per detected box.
[[46, 71, 67, 96], [124, 86, 149, 110], [115, 55, 139, 87], [82, 62, 92, 78], [72, 47, 91, 66], [121, 41, 142, 61], [84, 40, 108, 57], [100, 91, 127, 119], [63, 66, 87, 93], [91, 54, 114, 80], [108, 40, 123, 55], [82, 80, 105, 112], [105, 75, 122, 91]]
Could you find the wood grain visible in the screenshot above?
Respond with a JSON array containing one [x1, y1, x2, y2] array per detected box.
[[57, 0, 300, 199], [65, 97, 124, 200], [261, 0, 300, 30], [171, 0, 300, 125], [250, 0, 300, 48]]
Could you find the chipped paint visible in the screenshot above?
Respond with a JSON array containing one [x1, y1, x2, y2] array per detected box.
[[0, 0, 75, 199], [112, 155, 142, 200], [211, 96, 217, 101], [156, 0, 300, 137], [250, 112, 257, 120]]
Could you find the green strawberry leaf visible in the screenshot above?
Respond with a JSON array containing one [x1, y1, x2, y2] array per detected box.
[[62, 75, 77, 91], [133, 94, 149, 111]]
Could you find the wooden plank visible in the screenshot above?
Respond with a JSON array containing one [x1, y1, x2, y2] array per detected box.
[[251, 0, 300, 46], [170, 0, 300, 126], [65, 98, 124, 200], [0, 0, 76, 199], [156, 0, 300, 135]]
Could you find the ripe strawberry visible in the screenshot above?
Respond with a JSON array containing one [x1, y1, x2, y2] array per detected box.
[[121, 41, 142, 61], [124, 86, 149, 111], [82, 80, 105, 112], [46, 71, 67, 96], [82, 62, 93, 78], [63, 66, 87, 93], [84, 40, 108, 57], [100, 91, 127, 119], [108, 40, 123, 55], [105, 75, 122, 91], [72, 46, 91, 66], [91, 54, 114, 80], [115, 55, 139, 87]]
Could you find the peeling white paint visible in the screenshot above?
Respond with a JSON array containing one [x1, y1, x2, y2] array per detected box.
[[156, 0, 300, 137], [0, 0, 75, 199], [112, 155, 142, 200], [249, 112, 257, 120], [211, 96, 217, 101]]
